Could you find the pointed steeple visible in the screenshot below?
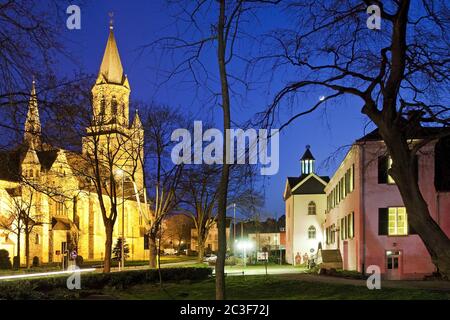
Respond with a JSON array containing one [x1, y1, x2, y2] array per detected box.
[[98, 17, 125, 85], [300, 145, 315, 175], [131, 109, 142, 128], [24, 79, 42, 148]]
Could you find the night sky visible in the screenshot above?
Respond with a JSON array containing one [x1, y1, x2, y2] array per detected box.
[[54, 1, 373, 218]]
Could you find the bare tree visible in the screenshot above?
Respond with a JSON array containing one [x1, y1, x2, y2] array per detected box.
[[180, 165, 221, 262], [132, 104, 187, 268], [257, 1, 450, 276], [0, 188, 44, 269], [150, 0, 279, 300]]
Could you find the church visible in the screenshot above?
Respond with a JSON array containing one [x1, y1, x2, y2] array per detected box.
[[0, 24, 148, 266]]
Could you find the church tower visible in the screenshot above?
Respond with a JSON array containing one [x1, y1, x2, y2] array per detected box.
[[91, 21, 130, 128], [24, 80, 42, 149], [83, 20, 144, 191]]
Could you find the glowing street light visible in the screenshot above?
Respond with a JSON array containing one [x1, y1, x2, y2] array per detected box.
[[235, 240, 254, 268]]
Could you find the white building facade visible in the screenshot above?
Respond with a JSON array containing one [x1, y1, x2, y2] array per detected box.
[[284, 146, 329, 265]]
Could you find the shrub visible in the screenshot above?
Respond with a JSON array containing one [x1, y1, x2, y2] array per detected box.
[[0, 267, 213, 299], [32, 256, 40, 267], [0, 249, 12, 269]]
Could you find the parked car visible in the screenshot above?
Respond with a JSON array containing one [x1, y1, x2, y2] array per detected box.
[[204, 254, 217, 264], [163, 248, 177, 255]]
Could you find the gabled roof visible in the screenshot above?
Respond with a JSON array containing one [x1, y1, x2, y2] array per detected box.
[[291, 173, 329, 195], [285, 173, 329, 199], [36, 150, 59, 171]]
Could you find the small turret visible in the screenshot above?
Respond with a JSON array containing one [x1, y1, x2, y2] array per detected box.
[[301, 145, 315, 175]]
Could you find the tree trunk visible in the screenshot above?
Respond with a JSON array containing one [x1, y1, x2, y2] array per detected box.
[[198, 240, 205, 262], [148, 233, 157, 268], [386, 133, 450, 278], [15, 229, 21, 270], [25, 231, 30, 269], [215, 0, 231, 300], [103, 222, 113, 273]]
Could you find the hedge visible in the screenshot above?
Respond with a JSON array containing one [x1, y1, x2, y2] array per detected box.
[[0, 267, 212, 300]]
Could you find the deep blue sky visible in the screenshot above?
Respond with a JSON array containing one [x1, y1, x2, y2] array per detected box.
[[56, 1, 372, 219]]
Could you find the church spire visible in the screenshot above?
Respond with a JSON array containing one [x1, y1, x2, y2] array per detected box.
[[24, 79, 42, 148], [98, 14, 125, 85], [131, 109, 142, 128]]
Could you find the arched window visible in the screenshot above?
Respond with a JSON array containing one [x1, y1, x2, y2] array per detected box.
[[308, 201, 316, 215], [308, 226, 316, 239], [35, 234, 40, 245], [100, 96, 106, 117], [111, 96, 118, 121]]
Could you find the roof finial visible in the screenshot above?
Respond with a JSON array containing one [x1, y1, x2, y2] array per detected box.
[[306, 144, 310, 150], [109, 12, 114, 30]]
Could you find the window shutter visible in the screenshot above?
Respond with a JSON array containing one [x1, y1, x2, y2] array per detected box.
[[378, 208, 388, 235], [378, 156, 388, 184], [351, 212, 355, 238]]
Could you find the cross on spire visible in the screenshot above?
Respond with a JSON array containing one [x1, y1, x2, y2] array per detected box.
[[109, 12, 114, 30]]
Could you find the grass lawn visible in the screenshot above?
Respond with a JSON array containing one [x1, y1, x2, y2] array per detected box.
[[106, 274, 450, 300]]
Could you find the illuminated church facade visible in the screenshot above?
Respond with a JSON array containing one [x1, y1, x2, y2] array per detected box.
[[0, 25, 148, 265]]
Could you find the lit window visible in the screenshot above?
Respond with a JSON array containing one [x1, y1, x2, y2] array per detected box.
[[388, 207, 408, 236], [308, 201, 316, 215], [308, 226, 316, 239], [387, 157, 395, 184]]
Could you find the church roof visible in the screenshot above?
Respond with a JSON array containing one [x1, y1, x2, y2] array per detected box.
[[0, 146, 59, 182], [0, 149, 22, 182], [98, 27, 125, 85], [36, 150, 59, 171]]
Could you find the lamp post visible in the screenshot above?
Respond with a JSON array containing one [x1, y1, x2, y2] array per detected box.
[[116, 169, 125, 271], [233, 203, 236, 244]]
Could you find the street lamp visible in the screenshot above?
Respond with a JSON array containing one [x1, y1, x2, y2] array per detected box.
[[236, 239, 253, 268], [115, 168, 125, 271]]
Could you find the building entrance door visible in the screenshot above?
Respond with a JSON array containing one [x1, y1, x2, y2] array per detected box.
[[386, 250, 402, 280]]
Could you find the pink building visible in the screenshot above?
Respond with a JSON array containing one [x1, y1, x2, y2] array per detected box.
[[322, 128, 450, 280]]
